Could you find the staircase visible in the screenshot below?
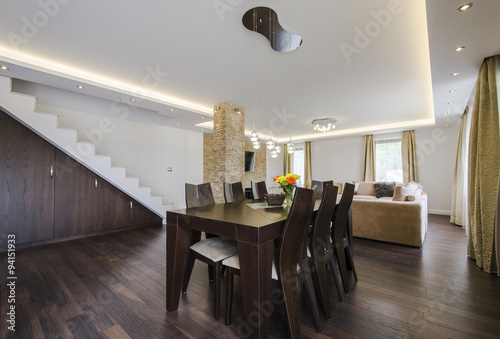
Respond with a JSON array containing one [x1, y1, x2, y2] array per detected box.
[[0, 76, 171, 222]]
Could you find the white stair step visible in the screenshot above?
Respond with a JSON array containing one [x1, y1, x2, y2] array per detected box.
[[1, 76, 166, 220]]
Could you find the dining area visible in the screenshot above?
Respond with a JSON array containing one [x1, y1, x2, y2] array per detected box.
[[166, 179, 357, 339]]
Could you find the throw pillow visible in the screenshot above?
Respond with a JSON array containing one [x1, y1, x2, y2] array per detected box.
[[374, 182, 396, 198], [356, 182, 375, 195], [392, 186, 403, 201]]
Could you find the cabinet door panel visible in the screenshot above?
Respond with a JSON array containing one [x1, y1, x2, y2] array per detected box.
[[0, 111, 54, 246], [98, 179, 132, 231], [131, 199, 162, 226], [54, 149, 98, 238]]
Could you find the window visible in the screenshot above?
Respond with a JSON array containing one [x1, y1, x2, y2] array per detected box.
[[375, 138, 403, 182], [291, 144, 305, 187]]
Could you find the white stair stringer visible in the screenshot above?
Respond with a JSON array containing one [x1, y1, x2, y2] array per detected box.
[[0, 76, 170, 222]]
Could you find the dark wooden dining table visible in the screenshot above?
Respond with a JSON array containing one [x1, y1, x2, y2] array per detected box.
[[166, 199, 319, 338]]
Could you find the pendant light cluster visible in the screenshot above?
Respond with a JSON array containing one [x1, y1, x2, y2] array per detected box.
[[251, 125, 261, 149]]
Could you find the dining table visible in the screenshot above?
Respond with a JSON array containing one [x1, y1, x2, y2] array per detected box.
[[166, 199, 323, 338]]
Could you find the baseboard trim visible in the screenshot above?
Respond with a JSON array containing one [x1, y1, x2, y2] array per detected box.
[[428, 209, 451, 216]]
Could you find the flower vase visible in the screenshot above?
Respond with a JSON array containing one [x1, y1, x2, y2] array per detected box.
[[283, 187, 294, 205]]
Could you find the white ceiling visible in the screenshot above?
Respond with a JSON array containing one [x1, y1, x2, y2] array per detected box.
[[0, 0, 499, 142]]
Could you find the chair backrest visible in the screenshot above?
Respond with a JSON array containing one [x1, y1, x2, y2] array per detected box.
[[251, 181, 268, 199], [331, 182, 354, 243], [277, 187, 314, 283], [309, 184, 338, 260], [185, 183, 215, 208], [311, 180, 334, 200], [224, 182, 246, 203]]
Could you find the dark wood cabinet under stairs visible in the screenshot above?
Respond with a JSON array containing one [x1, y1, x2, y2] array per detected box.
[[0, 108, 162, 251]]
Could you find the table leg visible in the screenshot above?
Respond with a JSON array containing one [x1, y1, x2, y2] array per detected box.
[[236, 240, 274, 339], [166, 222, 191, 311]]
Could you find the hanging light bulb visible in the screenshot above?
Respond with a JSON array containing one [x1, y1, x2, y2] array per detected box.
[[287, 137, 294, 154], [266, 137, 275, 150], [270, 148, 278, 158], [250, 130, 258, 142], [252, 139, 261, 149], [274, 144, 281, 154]]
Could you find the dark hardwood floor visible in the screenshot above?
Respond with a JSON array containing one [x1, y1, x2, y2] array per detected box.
[[1, 215, 499, 338]]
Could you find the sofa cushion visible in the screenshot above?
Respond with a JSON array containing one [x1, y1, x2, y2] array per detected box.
[[393, 182, 419, 201], [374, 182, 396, 198], [356, 182, 375, 195]]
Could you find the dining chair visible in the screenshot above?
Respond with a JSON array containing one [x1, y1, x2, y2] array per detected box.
[[330, 182, 357, 294], [223, 182, 246, 203], [183, 183, 238, 320], [251, 180, 268, 199], [306, 184, 343, 320], [222, 187, 316, 336], [311, 180, 334, 199]]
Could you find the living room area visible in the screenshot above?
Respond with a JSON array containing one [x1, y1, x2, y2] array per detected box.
[[1, 1, 500, 338]]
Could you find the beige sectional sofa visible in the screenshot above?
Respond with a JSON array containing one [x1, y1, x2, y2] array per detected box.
[[349, 182, 428, 247]]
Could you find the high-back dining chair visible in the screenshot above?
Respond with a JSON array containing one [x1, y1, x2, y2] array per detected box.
[[331, 182, 357, 294], [183, 183, 238, 320], [222, 187, 315, 337], [223, 182, 246, 203], [311, 180, 334, 199], [251, 180, 268, 199], [307, 184, 343, 320]]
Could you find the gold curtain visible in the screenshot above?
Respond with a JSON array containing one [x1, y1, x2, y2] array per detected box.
[[304, 141, 312, 188], [468, 57, 499, 274], [451, 107, 470, 226], [362, 135, 374, 181], [283, 148, 292, 174], [402, 130, 419, 183]]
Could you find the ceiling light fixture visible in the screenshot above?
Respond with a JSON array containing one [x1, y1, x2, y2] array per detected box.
[[0, 65, 9, 70], [287, 137, 294, 154], [448, 102, 453, 104], [130, 98, 136, 102], [449, 89, 456, 93], [76, 85, 84, 89], [457, 3, 473, 12], [312, 118, 337, 132], [452, 72, 460, 76], [454, 46, 465, 52]]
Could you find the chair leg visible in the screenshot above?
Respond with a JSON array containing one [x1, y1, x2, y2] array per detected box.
[[182, 255, 196, 293], [313, 254, 331, 319], [302, 270, 322, 332], [327, 254, 343, 301], [335, 242, 350, 294], [208, 265, 214, 282], [213, 262, 221, 320], [225, 267, 234, 326], [345, 245, 358, 281]]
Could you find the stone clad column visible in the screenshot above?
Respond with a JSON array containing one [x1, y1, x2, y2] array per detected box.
[[204, 102, 245, 203]]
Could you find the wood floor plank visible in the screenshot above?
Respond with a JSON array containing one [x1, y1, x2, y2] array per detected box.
[[1, 215, 499, 338]]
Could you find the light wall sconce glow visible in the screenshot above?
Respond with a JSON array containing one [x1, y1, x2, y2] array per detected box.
[[457, 3, 473, 12], [454, 46, 465, 52]]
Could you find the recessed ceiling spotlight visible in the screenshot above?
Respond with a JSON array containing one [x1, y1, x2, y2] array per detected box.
[[0, 65, 9, 70], [446, 118, 450, 121], [130, 98, 136, 102], [177, 123, 180, 126], [201, 116, 205, 119], [76, 85, 84, 89], [446, 111, 451, 114], [448, 102, 453, 104], [457, 3, 473, 12], [446, 123, 450, 127], [171, 108, 174, 112], [454, 46, 465, 52], [449, 90, 456, 93], [452, 72, 460, 76]]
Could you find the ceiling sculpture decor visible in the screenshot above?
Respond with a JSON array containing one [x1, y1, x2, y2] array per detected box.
[[242, 7, 302, 52]]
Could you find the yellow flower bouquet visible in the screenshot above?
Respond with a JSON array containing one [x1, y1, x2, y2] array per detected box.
[[273, 173, 300, 204]]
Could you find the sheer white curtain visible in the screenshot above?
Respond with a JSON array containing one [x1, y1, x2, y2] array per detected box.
[[451, 108, 471, 229]]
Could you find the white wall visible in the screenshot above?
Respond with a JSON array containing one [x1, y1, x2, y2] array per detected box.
[[12, 80, 204, 209], [311, 126, 460, 215]]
